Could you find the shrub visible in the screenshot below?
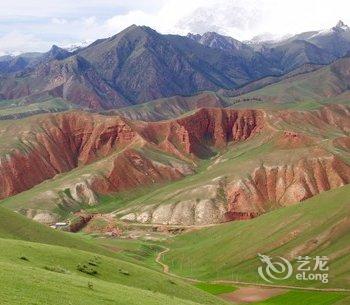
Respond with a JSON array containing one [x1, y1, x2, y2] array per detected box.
[[44, 265, 68, 274], [77, 264, 98, 275]]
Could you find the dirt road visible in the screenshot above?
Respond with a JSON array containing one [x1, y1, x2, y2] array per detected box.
[[155, 247, 350, 293]]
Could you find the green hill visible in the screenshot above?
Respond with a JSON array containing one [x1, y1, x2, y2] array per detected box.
[[0, 206, 111, 255], [0, 207, 229, 305], [163, 185, 350, 289], [230, 56, 350, 110]]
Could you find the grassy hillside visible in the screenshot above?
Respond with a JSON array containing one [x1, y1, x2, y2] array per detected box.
[[0, 206, 114, 256], [0, 262, 203, 305], [110, 92, 228, 121], [229, 56, 350, 110], [0, 97, 72, 119], [163, 185, 350, 289], [0, 237, 228, 305], [253, 290, 347, 305], [0, 207, 229, 304]]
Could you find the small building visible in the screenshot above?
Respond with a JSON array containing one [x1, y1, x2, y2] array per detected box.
[[50, 222, 69, 229]]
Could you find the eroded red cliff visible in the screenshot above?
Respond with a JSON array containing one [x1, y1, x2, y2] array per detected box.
[[0, 108, 265, 199]]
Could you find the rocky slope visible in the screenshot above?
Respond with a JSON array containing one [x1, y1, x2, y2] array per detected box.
[[0, 26, 275, 109], [115, 105, 350, 225], [3, 22, 350, 111], [1, 105, 349, 225], [117, 153, 350, 225], [0, 107, 265, 200]]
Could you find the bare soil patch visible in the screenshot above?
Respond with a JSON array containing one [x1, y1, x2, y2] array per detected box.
[[219, 286, 288, 303]]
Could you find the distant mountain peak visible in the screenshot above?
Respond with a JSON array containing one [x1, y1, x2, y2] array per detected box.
[[46, 44, 71, 60], [61, 40, 93, 52], [187, 31, 247, 52], [333, 20, 349, 31], [336, 20, 346, 28]]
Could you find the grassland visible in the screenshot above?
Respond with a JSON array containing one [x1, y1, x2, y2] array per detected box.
[[0, 259, 210, 305], [253, 290, 347, 305], [194, 283, 237, 295], [162, 185, 350, 289], [0, 206, 230, 305], [0, 97, 72, 119], [0, 206, 115, 256]]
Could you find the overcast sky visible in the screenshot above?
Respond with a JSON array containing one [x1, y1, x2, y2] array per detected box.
[[1, 0, 349, 55]]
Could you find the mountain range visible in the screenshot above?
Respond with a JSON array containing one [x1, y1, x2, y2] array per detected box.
[[1, 19, 350, 305], [1, 21, 350, 110]]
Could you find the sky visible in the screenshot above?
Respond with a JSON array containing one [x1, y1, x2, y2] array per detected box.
[[1, 0, 350, 55]]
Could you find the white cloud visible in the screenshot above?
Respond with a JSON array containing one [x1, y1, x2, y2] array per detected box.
[[0, 31, 50, 55], [51, 18, 68, 25], [1, 0, 350, 54]]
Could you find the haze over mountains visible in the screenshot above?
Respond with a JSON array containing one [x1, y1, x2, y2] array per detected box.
[[1, 21, 350, 110]]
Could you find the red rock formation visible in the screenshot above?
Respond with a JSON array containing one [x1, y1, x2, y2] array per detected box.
[[90, 149, 189, 194], [1, 104, 350, 228], [141, 108, 265, 158], [69, 213, 94, 232], [226, 155, 350, 216], [334, 136, 350, 152], [0, 112, 141, 198], [276, 104, 350, 133], [0, 108, 264, 199]]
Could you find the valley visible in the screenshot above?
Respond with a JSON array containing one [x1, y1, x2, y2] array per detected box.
[[1, 17, 350, 305]]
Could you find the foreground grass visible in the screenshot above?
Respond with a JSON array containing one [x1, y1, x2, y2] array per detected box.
[[253, 290, 347, 305], [0, 261, 204, 305], [0, 206, 229, 305], [0, 237, 229, 305], [0, 206, 116, 257], [194, 283, 237, 295]]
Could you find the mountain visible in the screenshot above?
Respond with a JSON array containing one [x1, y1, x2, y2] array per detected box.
[[218, 63, 324, 98], [0, 52, 43, 74], [231, 55, 350, 107], [287, 20, 350, 57], [0, 55, 128, 109], [0, 25, 274, 109], [250, 21, 350, 69], [109, 92, 228, 121], [40, 45, 71, 62], [260, 39, 336, 72], [78, 25, 241, 103], [244, 21, 350, 73], [1, 23, 350, 111], [0, 46, 71, 75], [61, 40, 93, 52], [187, 31, 253, 55], [1, 104, 349, 226]]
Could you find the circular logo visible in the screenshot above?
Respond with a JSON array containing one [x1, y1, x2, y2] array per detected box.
[[257, 253, 293, 283]]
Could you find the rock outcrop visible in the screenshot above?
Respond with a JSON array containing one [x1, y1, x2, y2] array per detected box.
[[0, 108, 264, 199], [226, 155, 350, 218], [118, 155, 350, 225], [1, 105, 350, 226]]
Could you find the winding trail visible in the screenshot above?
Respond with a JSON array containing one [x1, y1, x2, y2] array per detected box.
[[155, 247, 350, 293], [155, 247, 170, 273]]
